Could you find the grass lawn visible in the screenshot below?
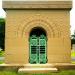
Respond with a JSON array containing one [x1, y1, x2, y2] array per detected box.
[[71, 50, 75, 57], [0, 70, 75, 75], [71, 50, 75, 64]]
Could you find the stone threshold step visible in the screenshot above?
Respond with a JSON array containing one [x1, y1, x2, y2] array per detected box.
[[23, 64, 54, 68], [18, 67, 58, 73]]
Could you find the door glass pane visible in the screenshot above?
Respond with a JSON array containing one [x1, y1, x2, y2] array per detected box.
[[39, 35, 47, 64], [29, 35, 38, 64]]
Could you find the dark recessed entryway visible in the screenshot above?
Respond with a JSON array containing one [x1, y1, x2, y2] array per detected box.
[[29, 27, 47, 64]]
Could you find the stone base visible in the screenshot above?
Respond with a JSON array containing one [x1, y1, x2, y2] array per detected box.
[[18, 68, 58, 73], [0, 63, 75, 72], [18, 64, 58, 73]]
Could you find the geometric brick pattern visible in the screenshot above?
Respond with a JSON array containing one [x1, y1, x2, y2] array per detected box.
[[5, 10, 71, 64]]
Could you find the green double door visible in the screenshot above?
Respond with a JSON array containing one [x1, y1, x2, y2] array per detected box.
[[29, 35, 47, 64]]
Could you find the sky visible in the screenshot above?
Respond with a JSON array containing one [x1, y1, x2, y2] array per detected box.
[[0, 0, 75, 35]]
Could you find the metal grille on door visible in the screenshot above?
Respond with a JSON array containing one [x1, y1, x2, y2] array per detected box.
[[29, 35, 47, 64]]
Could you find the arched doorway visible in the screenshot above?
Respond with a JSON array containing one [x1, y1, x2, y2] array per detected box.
[[29, 27, 47, 64]]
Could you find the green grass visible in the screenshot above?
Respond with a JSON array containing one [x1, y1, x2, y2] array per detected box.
[[71, 50, 75, 57], [0, 70, 75, 75], [72, 61, 75, 64], [71, 50, 75, 64]]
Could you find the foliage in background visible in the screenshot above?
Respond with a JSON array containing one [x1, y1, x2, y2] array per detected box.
[[0, 18, 5, 50], [0, 51, 4, 64], [71, 30, 75, 47], [0, 51, 4, 57], [71, 31, 75, 40]]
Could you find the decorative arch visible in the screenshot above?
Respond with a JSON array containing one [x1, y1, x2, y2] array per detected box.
[[17, 19, 61, 38]]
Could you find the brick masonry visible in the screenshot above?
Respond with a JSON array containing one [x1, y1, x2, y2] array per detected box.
[[3, 0, 72, 64]]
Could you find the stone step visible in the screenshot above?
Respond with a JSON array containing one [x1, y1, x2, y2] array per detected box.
[[23, 64, 55, 68], [18, 67, 58, 73]]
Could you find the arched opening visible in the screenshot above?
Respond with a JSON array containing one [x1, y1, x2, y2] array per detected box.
[[30, 27, 46, 37], [29, 27, 47, 64]]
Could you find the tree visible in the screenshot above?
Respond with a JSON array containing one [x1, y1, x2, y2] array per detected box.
[[71, 30, 75, 49], [0, 18, 5, 50], [71, 30, 75, 40]]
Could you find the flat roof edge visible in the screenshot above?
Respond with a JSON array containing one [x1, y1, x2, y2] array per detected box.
[[2, 1, 72, 10]]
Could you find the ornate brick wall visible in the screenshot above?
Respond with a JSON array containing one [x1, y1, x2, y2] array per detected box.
[[5, 10, 71, 63]]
